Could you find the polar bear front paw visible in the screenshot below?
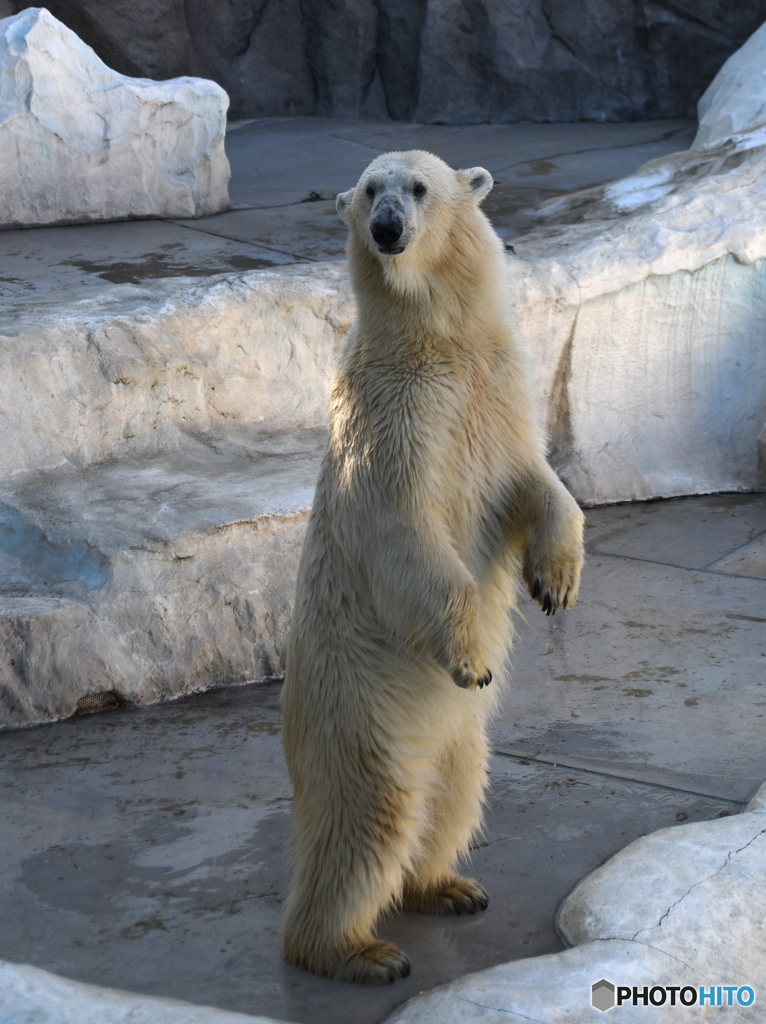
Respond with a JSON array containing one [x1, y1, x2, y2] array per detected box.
[[450, 648, 493, 690], [524, 555, 581, 616]]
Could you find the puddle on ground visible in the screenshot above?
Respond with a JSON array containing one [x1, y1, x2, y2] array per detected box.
[[61, 252, 278, 284], [19, 804, 290, 921]]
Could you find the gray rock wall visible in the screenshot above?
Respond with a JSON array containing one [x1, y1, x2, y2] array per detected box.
[[1, 1, 764, 123]]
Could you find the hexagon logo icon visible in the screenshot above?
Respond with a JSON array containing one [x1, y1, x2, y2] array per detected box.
[[592, 979, 616, 1012]]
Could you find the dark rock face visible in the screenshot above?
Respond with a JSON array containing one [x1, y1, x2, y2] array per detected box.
[[2, 0, 765, 122]]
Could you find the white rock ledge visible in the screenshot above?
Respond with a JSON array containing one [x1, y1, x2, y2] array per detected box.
[[510, 126, 766, 504], [0, 264, 352, 480], [0, 431, 320, 728], [0, 959, 290, 1024], [558, 815, 766, 981], [0, 7, 230, 228], [0, 265, 352, 728]]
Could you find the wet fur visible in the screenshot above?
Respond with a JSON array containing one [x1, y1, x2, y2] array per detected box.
[[281, 151, 584, 982]]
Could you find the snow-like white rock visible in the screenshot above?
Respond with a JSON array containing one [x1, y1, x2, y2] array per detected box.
[[0, 265, 352, 728], [0, 959, 289, 1024], [389, 943, 729, 1022], [0, 264, 351, 480], [558, 814, 766, 981], [0, 433, 319, 727], [385, 783, 766, 1023], [0, 8, 230, 227], [694, 20, 766, 148], [509, 126, 766, 504]]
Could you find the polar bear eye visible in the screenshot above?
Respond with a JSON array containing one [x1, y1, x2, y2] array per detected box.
[[413, 182, 427, 200], [365, 185, 375, 199]]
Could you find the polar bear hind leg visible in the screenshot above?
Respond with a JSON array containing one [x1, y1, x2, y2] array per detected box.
[[401, 716, 491, 915], [282, 723, 428, 984]]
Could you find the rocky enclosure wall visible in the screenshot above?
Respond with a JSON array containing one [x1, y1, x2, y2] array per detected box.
[[0, 1, 763, 123], [2, 96, 766, 728]]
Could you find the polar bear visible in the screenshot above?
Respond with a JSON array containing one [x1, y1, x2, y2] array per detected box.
[[280, 150, 584, 984]]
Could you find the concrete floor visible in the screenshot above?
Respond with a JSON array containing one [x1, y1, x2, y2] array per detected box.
[[0, 117, 695, 296], [1, 494, 763, 1024]]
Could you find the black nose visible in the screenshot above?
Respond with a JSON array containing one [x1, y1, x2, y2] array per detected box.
[[371, 216, 403, 249]]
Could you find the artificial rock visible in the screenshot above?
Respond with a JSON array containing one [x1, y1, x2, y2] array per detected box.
[[695, 19, 766, 147], [557, 814, 766, 984], [0, 960, 288, 1024], [0, 266, 352, 727], [1, 0, 764, 123], [509, 126, 766, 504], [0, 7, 230, 228], [3, 127, 766, 724]]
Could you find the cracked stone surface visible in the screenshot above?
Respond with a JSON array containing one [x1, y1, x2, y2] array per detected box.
[[558, 814, 766, 978], [708, 533, 766, 577], [0, 8, 230, 228], [385, 940, 746, 1022]]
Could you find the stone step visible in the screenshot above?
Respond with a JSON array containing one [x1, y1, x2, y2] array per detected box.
[[0, 264, 351, 480], [0, 262, 345, 728], [0, 428, 324, 729]]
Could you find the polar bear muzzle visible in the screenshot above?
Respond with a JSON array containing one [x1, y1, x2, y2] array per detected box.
[[371, 206, 406, 254]]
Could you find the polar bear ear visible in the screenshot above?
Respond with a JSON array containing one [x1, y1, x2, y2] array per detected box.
[[336, 189, 354, 222], [458, 167, 493, 204]]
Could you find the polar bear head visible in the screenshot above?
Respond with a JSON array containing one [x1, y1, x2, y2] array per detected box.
[[336, 150, 495, 294]]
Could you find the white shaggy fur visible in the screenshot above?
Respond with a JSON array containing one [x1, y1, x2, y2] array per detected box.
[[281, 151, 584, 984]]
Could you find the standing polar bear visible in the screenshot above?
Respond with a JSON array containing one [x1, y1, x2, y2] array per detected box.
[[281, 150, 584, 984]]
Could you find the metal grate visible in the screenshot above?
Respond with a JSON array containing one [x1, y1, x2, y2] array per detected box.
[[76, 690, 125, 713]]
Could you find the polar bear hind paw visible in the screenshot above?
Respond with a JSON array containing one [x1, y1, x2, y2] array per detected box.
[[406, 876, 489, 915], [335, 941, 411, 985]]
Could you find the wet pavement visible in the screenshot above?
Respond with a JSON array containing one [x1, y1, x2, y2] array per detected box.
[[501, 493, 766, 802], [0, 117, 695, 296], [1, 493, 763, 1024]]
